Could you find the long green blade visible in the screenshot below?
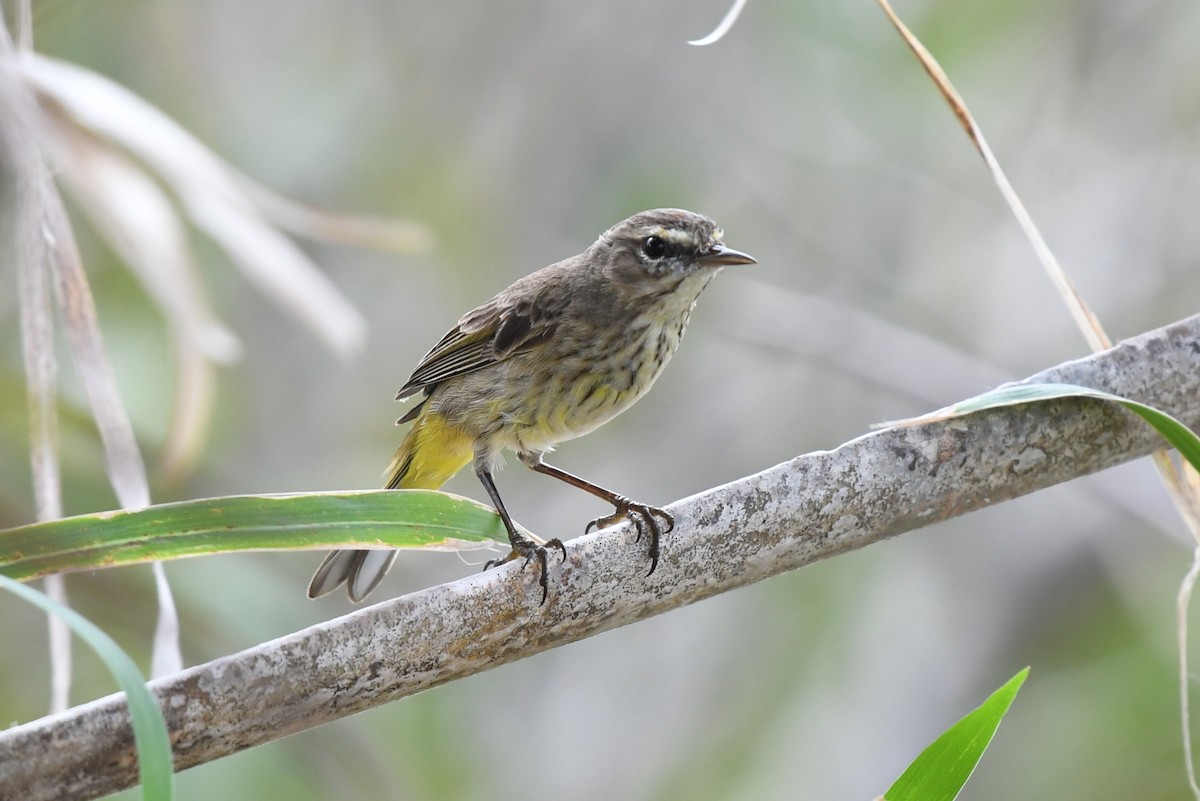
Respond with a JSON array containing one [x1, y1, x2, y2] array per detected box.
[[885, 667, 1029, 801], [929, 382, 1200, 470], [0, 575, 174, 800], [0, 490, 510, 581]]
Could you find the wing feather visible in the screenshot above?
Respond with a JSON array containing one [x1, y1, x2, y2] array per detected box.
[[395, 270, 569, 399]]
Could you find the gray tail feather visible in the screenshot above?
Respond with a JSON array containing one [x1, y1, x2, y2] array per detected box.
[[307, 549, 400, 602]]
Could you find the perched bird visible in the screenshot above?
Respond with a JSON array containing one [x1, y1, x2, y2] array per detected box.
[[309, 208, 755, 603]]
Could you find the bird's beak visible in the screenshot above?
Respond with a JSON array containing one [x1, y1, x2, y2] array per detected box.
[[699, 243, 756, 267]]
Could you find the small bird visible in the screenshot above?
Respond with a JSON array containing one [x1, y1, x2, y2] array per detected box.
[[308, 208, 755, 603]]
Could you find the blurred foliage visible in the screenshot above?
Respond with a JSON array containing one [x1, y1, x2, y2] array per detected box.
[[3, 0, 1200, 799]]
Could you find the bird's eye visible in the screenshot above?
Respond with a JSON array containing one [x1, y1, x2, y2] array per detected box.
[[642, 236, 667, 259]]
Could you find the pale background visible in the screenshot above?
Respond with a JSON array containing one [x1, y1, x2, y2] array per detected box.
[[2, 1, 1200, 799]]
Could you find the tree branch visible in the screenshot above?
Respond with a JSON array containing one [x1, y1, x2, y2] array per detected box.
[[3, 313, 1200, 801]]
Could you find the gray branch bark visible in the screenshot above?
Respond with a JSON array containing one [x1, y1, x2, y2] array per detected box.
[[4, 313, 1200, 801]]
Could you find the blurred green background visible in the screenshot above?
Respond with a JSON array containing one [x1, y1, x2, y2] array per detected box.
[[3, 0, 1200, 799]]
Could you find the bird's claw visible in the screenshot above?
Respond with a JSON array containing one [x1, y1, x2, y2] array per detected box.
[[585, 497, 673, 575], [483, 536, 565, 605]]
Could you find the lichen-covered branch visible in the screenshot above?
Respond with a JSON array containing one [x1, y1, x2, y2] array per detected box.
[[3, 313, 1199, 801]]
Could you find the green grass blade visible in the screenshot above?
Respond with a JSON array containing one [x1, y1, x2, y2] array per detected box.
[[935, 383, 1200, 471], [885, 667, 1029, 801], [0, 489, 510, 581], [0, 575, 173, 800]]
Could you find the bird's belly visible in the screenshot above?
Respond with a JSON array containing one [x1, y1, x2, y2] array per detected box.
[[442, 319, 685, 454]]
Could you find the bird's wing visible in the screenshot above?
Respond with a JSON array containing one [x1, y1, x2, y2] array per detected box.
[[396, 276, 564, 400]]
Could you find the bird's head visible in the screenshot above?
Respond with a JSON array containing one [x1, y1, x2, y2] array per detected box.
[[596, 209, 755, 284]]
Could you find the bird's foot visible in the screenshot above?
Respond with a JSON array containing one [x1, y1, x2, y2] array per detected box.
[[585, 497, 674, 575], [484, 535, 566, 604]]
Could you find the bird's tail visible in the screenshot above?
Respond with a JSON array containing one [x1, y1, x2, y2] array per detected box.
[[307, 405, 474, 602]]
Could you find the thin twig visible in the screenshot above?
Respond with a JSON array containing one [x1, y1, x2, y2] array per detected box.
[[688, 0, 749, 46], [5, 11, 71, 712], [1181, 549, 1200, 799], [874, 0, 1110, 353]]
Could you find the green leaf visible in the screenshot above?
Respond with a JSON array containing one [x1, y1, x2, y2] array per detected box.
[[0, 490, 510, 581], [932, 382, 1200, 472], [885, 667, 1029, 801], [0, 575, 174, 800]]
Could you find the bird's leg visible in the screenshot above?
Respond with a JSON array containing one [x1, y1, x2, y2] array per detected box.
[[518, 451, 673, 575], [476, 467, 565, 604]]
